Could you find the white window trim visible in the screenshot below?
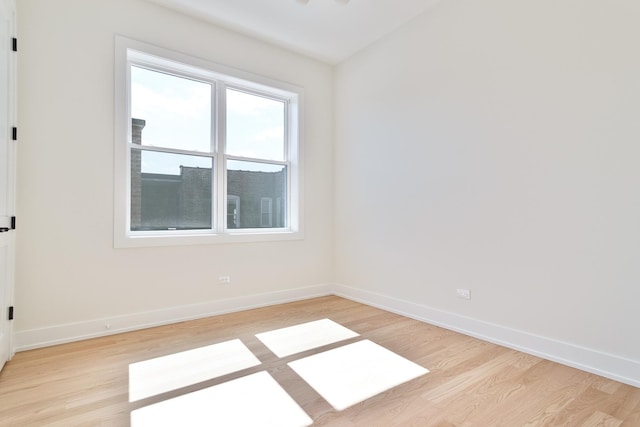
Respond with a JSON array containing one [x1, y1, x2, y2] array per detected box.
[[114, 36, 304, 248]]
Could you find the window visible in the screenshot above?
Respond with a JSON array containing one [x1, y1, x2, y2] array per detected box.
[[115, 37, 303, 247]]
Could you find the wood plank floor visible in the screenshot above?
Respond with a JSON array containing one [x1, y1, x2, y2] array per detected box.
[[1, 296, 639, 426]]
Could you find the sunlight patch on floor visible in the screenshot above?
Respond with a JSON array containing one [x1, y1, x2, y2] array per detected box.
[[129, 339, 261, 402], [255, 318, 359, 357], [288, 339, 429, 411], [131, 371, 312, 427], [129, 320, 429, 424]]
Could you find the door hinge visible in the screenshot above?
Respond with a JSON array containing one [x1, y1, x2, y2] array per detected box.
[[12, 38, 17, 52], [10, 216, 15, 230], [8, 306, 14, 321], [12, 127, 17, 141]]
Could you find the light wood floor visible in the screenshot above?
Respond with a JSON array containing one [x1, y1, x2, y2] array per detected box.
[[1, 296, 639, 426]]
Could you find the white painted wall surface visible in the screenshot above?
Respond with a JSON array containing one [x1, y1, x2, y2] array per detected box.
[[335, 0, 640, 363], [16, 0, 333, 340], [14, 0, 640, 385]]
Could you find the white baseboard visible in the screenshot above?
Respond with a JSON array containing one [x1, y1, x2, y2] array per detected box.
[[332, 284, 640, 389], [14, 284, 333, 352], [14, 282, 639, 388]]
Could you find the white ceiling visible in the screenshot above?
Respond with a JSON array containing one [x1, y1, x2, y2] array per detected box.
[[145, 0, 443, 64]]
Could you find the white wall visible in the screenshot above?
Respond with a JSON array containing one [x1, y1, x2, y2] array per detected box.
[[15, 0, 334, 345], [15, 0, 640, 385], [335, 0, 640, 381]]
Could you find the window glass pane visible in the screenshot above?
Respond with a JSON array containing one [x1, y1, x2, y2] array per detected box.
[[227, 160, 286, 229], [226, 89, 285, 161], [131, 66, 212, 152], [131, 150, 212, 230], [260, 198, 273, 227]]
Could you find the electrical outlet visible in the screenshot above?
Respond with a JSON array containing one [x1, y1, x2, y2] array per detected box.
[[218, 276, 231, 284], [456, 288, 471, 300]]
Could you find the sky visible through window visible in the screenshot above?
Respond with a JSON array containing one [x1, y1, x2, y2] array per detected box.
[[131, 66, 285, 175]]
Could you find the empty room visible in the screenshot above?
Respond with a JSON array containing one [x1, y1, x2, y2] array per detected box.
[[1, 0, 639, 425]]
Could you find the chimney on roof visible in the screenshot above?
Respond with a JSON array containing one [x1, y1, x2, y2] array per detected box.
[[130, 118, 146, 230]]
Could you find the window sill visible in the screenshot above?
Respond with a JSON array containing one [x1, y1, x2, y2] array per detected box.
[[114, 229, 304, 249]]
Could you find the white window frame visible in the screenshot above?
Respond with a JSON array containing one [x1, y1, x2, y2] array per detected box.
[[114, 36, 303, 247]]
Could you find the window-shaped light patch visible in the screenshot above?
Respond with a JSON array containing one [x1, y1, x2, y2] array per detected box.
[[256, 319, 359, 358], [128, 339, 260, 402], [226, 89, 285, 161], [288, 340, 429, 411], [131, 371, 312, 427]]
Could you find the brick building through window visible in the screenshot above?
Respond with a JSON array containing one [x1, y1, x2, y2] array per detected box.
[[130, 118, 286, 231]]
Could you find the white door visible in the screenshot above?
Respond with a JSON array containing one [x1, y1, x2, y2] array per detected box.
[[0, 0, 16, 373]]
